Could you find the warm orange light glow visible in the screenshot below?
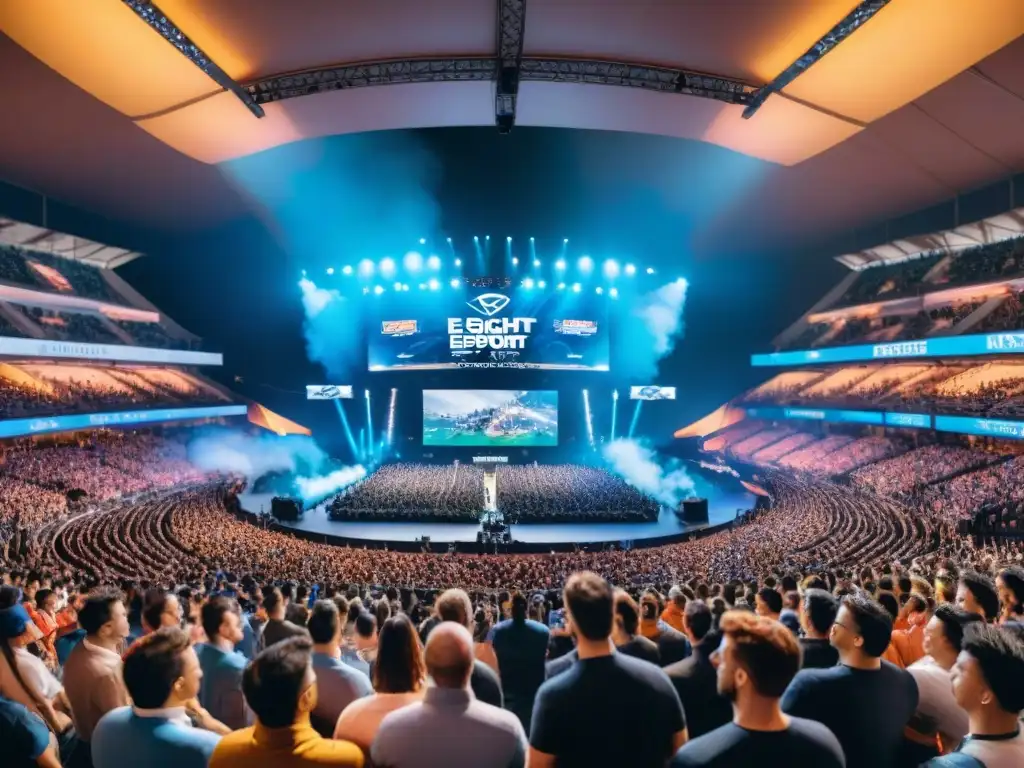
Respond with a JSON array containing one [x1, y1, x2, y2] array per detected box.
[[746, 0, 862, 83], [154, 0, 254, 80], [674, 405, 746, 439], [248, 403, 312, 436]]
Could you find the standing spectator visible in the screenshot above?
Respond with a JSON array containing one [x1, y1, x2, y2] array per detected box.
[[62, 589, 131, 747], [755, 588, 783, 623], [778, 591, 802, 635], [142, 589, 183, 634], [258, 588, 308, 652], [956, 572, 1000, 624], [639, 591, 690, 665], [333, 614, 425, 757], [91, 628, 223, 768], [197, 597, 250, 730], [306, 601, 371, 738], [782, 593, 919, 768], [671, 611, 845, 767], [665, 600, 731, 739], [799, 589, 840, 669], [210, 636, 363, 767], [433, 588, 503, 708], [660, 587, 687, 634], [529, 572, 687, 767], [924, 624, 1024, 767], [371, 623, 527, 767], [488, 591, 550, 732], [903, 605, 983, 764], [612, 590, 660, 664], [0, 694, 62, 768], [352, 612, 378, 678]]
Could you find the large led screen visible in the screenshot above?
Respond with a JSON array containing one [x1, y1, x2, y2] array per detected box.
[[369, 288, 608, 371], [422, 390, 558, 447]]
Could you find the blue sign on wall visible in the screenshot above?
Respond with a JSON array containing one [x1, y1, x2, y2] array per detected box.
[[934, 415, 1024, 440], [0, 405, 248, 439], [745, 406, 884, 425], [883, 412, 931, 429]]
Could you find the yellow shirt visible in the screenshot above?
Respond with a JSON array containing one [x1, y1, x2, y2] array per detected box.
[[210, 716, 364, 768]]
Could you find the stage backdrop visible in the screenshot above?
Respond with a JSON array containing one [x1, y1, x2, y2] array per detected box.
[[422, 390, 558, 447], [369, 286, 608, 371]]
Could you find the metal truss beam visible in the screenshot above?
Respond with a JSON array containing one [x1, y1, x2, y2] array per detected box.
[[495, 0, 528, 133], [743, 0, 890, 119], [121, 0, 264, 118]]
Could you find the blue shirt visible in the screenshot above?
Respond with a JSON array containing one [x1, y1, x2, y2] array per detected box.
[[92, 707, 221, 768], [235, 615, 256, 660], [0, 696, 50, 767], [56, 627, 87, 666], [310, 651, 373, 737], [196, 644, 251, 730], [489, 618, 550, 727]]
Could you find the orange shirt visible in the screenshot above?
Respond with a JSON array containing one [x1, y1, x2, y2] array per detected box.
[[210, 717, 363, 768], [660, 604, 685, 634]]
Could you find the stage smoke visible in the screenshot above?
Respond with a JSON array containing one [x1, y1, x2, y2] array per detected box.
[[614, 278, 688, 379], [294, 465, 366, 504], [602, 438, 695, 508], [188, 430, 327, 481], [298, 278, 365, 383]]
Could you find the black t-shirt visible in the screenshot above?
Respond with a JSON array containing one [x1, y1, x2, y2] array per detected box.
[[671, 718, 846, 767], [618, 635, 661, 665], [470, 659, 504, 708], [531, 651, 686, 768], [799, 638, 839, 670], [781, 662, 918, 768]]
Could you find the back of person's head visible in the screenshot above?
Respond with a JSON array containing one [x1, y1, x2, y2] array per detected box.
[[374, 614, 425, 693], [668, 586, 687, 610], [78, 588, 124, 636], [34, 588, 54, 611], [877, 591, 899, 621], [932, 604, 983, 656], [840, 593, 893, 658], [285, 603, 309, 627], [200, 596, 240, 642], [424, 623, 474, 689], [355, 611, 377, 640], [683, 599, 713, 642], [122, 627, 193, 708], [510, 592, 528, 622], [142, 589, 174, 631], [373, 598, 391, 628], [564, 571, 613, 642], [263, 587, 284, 616], [802, 588, 838, 635], [613, 590, 641, 636], [998, 566, 1024, 617], [307, 600, 341, 645], [898, 574, 912, 594], [243, 636, 315, 728], [332, 594, 349, 617], [435, 588, 472, 629], [781, 574, 798, 593], [802, 575, 828, 592], [958, 571, 1000, 623], [717, 610, 801, 698], [955, 623, 1024, 714], [755, 587, 782, 616]]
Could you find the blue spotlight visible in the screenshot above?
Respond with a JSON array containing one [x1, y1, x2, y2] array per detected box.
[[418, 283, 427, 290], [523, 277, 534, 289], [595, 286, 603, 295], [342, 265, 353, 276], [473, 235, 479, 241], [555, 259, 566, 270], [603, 259, 620, 278], [379, 257, 396, 277], [454, 258, 462, 267], [426, 254, 441, 270], [403, 251, 423, 271], [563, 238, 569, 244], [609, 287, 619, 298], [533, 259, 541, 267], [362, 286, 370, 295], [449, 278, 460, 288], [419, 237, 426, 245], [393, 282, 403, 292], [624, 263, 636, 276], [578, 256, 593, 272], [358, 258, 375, 277], [557, 282, 566, 290], [538, 280, 546, 289], [301, 269, 307, 277], [530, 236, 535, 241], [485, 235, 490, 240], [373, 285, 384, 295], [446, 237, 452, 243], [428, 278, 440, 291], [572, 282, 582, 293], [506, 236, 512, 242], [646, 267, 656, 275], [402, 283, 410, 292], [326, 267, 335, 276], [512, 257, 519, 266]]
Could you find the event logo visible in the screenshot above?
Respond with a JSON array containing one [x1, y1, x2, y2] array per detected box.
[[466, 293, 510, 317]]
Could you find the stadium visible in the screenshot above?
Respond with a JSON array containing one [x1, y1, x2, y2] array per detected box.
[[1, 3, 1024, 767]]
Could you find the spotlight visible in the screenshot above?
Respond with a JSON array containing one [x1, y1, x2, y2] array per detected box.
[[393, 282, 403, 291], [428, 278, 440, 291], [512, 257, 519, 266], [557, 282, 566, 290], [646, 267, 656, 275], [485, 235, 490, 240], [418, 283, 427, 290], [609, 287, 618, 298], [572, 283, 581, 293], [343, 265, 354, 276], [506, 236, 512, 242], [595, 286, 604, 295], [530, 236, 535, 241], [403, 251, 423, 271], [326, 267, 335, 275], [533, 259, 541, 267], [426, 255, 441, 270], [454, 258, 462, 267], [555, 259, 566, 270], [624, 263, 636, 276], [563, 238, 569, 244], [578, 256, 593, 271], [365, 389, 370, 399], [449, 278, 460, 288], [379, 257, 396, 276], [603, 259, 620, 278], [446, 237, 452, 243], [301, 269, 307, 277], [401, 284, 410, 292], [523, 278, 534, 289], [473, 235, 479, 241], [373, 285, 384, 295], [362, 287, 370, 295], [538, 280, 546, 289], [358, 258, 375, 277], [419, 237, 426, 245]]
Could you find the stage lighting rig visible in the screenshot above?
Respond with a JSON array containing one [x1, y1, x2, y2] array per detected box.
[[495, 0, 527, 133]]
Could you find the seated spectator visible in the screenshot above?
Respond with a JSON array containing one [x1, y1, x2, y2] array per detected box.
[[665, 600, 731, 739], [529, 571, 687, 767], [370, 623, 527, 767], [956, 571, 1000, 624], [782, 592, 919, 768], [799, 589, 840, 669], [0, 694, 61, 768], [612, 589, 660, 664], [211, 636, 363, 767], [62, 589, 131, 747], [904, 605, 983, 764], [258, 587, 308, 652], [333, 614, 425, 756], [197, 597, 251, 731], [671, 611, 844, 767], [995, 566, 1024, 626], [924, 624, 1024, 767], [488, 592, 550, 732], [306, 601, 371, 738], [433, 588, 503, 708], [92, 627, 224, 768]]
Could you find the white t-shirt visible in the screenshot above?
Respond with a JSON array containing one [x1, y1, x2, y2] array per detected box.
[[959, 730, 1024, 768], [907, 655, 968, 744], [0, 647, 63, 715]]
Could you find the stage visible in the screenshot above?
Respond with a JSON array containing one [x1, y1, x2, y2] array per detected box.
[[237, 462, 754, 549]]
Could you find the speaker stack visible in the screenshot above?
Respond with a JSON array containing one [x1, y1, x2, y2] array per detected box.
[[676, 497, 709, 525]]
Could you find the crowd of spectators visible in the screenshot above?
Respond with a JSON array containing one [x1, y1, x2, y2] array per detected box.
[[15, 306, 122, 345], [114, 319, 189, 350], [0, 243, 126, 304], [496, 464, 660, 524], [0, 310, 23, 337], [330, 463, 484, 524], [850, 445, 1002, 499], [834, 253, 945, 308]]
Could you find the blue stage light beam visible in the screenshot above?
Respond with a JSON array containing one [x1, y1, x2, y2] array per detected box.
[[628, 400, 644, 439], [428, 278, 440, 291], [386, 388, 397, 449], [342, 265, 353, 276], [609, 287, 618, 299], [583, 389, 595, 450], [579, 255, 593, 272], [333, 399, 359, 462], [572, 282, 581, 293], [624, 263, 636, 276], [358, 258, 375, 278], [419, 237, 427, 245], [603, 259, 620, 278], [358, 428, 366, 463], [373, 285, 384, 295], [555, 258, 566, 271], [364, 389, 373, 463], [403, 251, 423, 272], [538, 280, 546, 289], [426, 254, 441, 270], [379, 257, 396, 277], [450, 278, 461, 288], [523, 277, 534, 289], [326, 267, 335, 276], [611, 389, 619, 442]]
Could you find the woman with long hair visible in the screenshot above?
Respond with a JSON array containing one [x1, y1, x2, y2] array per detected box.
[[333, 613, 426, 758]]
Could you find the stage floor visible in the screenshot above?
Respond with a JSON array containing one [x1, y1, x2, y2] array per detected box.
[[238, 487, 752, 546]]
